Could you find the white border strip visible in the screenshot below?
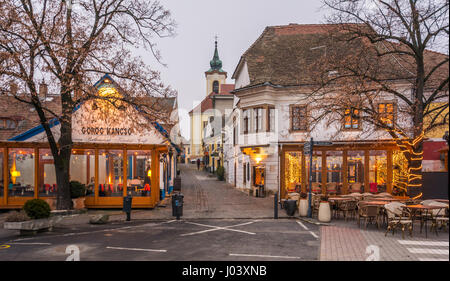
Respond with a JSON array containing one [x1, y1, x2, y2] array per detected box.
[[398, 240, 449, 247], [407, 248, 449, 255], [106, 246, 167, 253], [229, 253, 301, 259]]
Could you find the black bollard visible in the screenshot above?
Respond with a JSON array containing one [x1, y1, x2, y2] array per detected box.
[[274, 192, 278, 219]]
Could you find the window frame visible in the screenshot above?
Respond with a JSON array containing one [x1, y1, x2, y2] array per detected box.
[[290, 105, 308, 132], [343, 107, 362, 130], [377, 102, 396, 129]]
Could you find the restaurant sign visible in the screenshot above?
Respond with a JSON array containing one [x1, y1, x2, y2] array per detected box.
[[81, 126, 133, 136]]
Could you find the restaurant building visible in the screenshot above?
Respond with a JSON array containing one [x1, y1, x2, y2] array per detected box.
[[223, 24, 448, 199], [0, 74, 181, 209]]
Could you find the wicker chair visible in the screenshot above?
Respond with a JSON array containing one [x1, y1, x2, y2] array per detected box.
[[357, 202, 380, 229], [327, 182, 338, 195], [311, 182, 321, 194], [338, 200, 357, 221], [428, 202, 449, 234], [312, 194, 322, 218], [384, 202, 413, 239], [349, 182, 362, 193]]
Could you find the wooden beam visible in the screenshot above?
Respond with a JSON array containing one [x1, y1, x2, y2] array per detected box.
[[301, 152, 306, 193], [342, 150, 348, 195], [364, 150, 370, 193], [94, 149, 99, 204], [387, 149, 393, 193], [3, 147, 8, 205], [34, 148, 39, 199], [321, 152, 327, 195], [123, 149, 127, 197]]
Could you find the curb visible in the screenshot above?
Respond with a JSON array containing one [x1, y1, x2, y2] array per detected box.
[[297, 217, 333, 226]]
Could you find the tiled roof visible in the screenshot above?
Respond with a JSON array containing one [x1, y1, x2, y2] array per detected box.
[[0, 95, 61, 141], [234, 23, 448, 89], [189, 84, 234, 114]]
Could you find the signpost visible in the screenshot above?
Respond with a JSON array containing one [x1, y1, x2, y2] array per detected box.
[[305, 138, 333, 218]]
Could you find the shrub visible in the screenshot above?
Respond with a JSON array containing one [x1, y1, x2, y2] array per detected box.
[[70, 181, 87, 198], [5, 210, 31, 222], [216, 166, 225, 181], [23, 199, 51, 220]]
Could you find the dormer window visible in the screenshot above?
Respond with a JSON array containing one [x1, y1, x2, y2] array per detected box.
[[213, 81, 219, 93], [0, 118, 18, 130]]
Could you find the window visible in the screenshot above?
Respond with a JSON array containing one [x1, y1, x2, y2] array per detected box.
[[213, 81, 219, 93], [254, 108, 263, 132], [291, 105, 307, 131], [268, 107, 275, 132], [378, 103, 395, 127], [243, 109, 249, 134], [0, 118, 18, 130], [344, 108, 360, 129]]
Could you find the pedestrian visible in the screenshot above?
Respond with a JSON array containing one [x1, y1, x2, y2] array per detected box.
[[197, 158, 200, 170]]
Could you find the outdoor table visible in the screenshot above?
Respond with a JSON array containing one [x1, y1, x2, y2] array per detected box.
[[401, 204, 448, 238], [328, 197, 353, 218], [430, 199, 449, 204]]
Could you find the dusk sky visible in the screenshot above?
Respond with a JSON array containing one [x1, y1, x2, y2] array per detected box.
[[143, 0, 329, 140]]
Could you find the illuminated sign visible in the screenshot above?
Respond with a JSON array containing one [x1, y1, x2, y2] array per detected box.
[[81, 127, 133, 136]]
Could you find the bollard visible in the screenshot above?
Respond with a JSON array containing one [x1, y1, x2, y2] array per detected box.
[[123, 195, 132, 221], [274, 192, 278, 219]]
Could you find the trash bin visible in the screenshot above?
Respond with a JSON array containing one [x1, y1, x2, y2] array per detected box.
[[123, 195, 133, 221], [285, 199, 297, 216], [172, 193, 184, 220]]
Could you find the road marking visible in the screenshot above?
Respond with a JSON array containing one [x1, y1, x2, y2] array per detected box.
[[398, 240, 449, 247], [229, 253, 301, 259], [181, 221, 258, 236], [106, 246, 167, 253], [406, 248, 449, 255], [309, 231, 319, 239], [297, 221, 309, 230], [418, 258, 449, 261], [9, 242, 52, 245]]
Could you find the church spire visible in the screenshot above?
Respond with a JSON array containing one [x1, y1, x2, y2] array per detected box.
[[208, 37, 223, 72]]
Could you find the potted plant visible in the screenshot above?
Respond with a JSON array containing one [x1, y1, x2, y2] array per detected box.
[[298, 192, 308, 217], [3, 199, 59, 235], [318, 194, 331, 222], [216, 166, 225, 181], [70, 181, 87, 210]]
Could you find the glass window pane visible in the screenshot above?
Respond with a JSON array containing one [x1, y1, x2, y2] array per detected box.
[[98, 150, 123, 197], [127, 150, 152, 197], [0, 148, 3, 198], [326, 151, 342, 193], [347, 151, 365, 192], [369, 150, 387, 193], [70, 149, 95, 197], [305, 151, 322, 193], [285, 152, 302, 194], [38, 149, 56, 197], [8, 148, 35, 197]]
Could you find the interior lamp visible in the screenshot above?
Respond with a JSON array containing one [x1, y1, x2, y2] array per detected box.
[[147, 170, 152, 177]]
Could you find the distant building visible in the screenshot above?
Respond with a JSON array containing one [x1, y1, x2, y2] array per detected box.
[[189, 39, 234, 172]]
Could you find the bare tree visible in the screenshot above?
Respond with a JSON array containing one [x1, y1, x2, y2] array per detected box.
[[0, 0, 176, 209], [305, 0, 448, 196]]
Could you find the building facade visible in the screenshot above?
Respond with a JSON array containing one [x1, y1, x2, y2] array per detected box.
[[223, 24, 448, 199], [0, 74, 181, 209]]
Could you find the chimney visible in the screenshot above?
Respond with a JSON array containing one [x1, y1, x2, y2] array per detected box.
[[10, 82, 18, 95], [39, 81, 48, 99]]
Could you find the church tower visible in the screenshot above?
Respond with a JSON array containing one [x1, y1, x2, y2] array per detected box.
[[205, 38, 227, 96]]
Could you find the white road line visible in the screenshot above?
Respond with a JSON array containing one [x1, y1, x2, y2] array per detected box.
[[9, 242, 52, 245], [106, 246, 167, 253], [309, 231, 319, 239], [181, 221, 258, 236], [296, 221, 309, 230], [229, 253, 301, 259], [398, 240, 449, 247], [418, 258, 449, 261], [407, 248, 449, 255]]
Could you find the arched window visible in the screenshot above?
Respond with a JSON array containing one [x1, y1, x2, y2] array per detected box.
[[212, 80, 219, 93]]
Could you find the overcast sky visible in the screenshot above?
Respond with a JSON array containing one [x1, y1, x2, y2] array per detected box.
[[143, 0, 329, 140]]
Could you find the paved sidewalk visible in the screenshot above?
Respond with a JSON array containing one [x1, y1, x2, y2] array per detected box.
[[319, 219, 449, 261]]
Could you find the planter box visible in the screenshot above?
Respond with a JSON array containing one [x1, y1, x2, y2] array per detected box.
[[3, 217, 61, 235], [72, 197, 86, 210]]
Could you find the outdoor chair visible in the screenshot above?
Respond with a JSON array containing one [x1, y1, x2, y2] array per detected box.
[[312, 194, 322, 218], [428, 202, 449, 234], [349, 182, 362, 193], [357, 202, 380, 229], [326, 182, 337, 195], [384, 202, 413, 239], [338, 200, 357, 221], [311, 182, 321, 194]]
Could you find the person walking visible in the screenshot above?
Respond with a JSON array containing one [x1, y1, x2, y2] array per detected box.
[[197, 158, 200, 170]]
